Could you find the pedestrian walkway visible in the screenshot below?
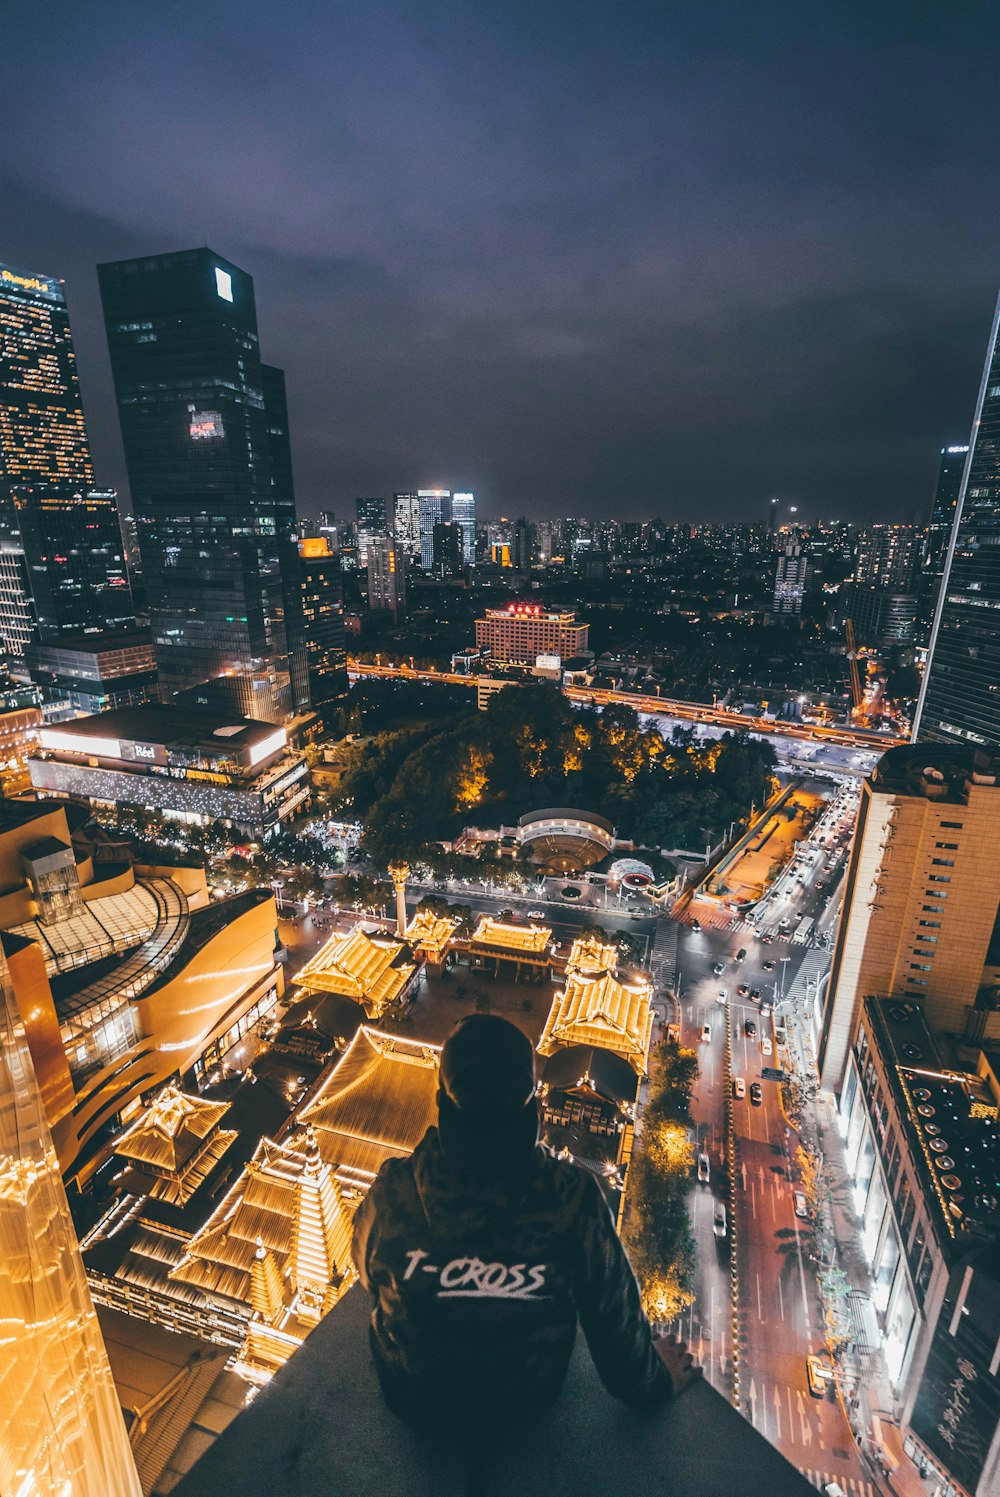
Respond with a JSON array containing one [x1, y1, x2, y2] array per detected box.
[[801, 1468, 877, 1496]]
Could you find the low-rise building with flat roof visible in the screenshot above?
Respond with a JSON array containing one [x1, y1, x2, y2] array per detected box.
[[28, 702, 309, 840]]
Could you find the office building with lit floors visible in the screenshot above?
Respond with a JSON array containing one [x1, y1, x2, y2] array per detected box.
[[28, 702, 309, 840], [98, 249, 307, 723], [915, 293, 1000, 747], [918, 445, 969, 639], [367, 535, 408, 620], [837, 997, 1000, 1497], [298, 537, 347, 726], [475, 604, 589, 664], [818, 743, 1000, 1090]]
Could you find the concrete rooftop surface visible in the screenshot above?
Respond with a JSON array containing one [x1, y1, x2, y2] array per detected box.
[[173, 1286, 816, 1497]]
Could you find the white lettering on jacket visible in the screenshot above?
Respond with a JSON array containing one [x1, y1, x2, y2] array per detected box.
[[402, 1249, 548, 1300]]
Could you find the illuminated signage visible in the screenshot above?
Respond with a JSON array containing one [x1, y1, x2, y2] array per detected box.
[[1, 267, 49, 293], [189, 409, 224, 441], [248, 727, 287, 767], [133, 744, 156, 760], [215, 267, 233, 302], [40, 728, 121, 759]]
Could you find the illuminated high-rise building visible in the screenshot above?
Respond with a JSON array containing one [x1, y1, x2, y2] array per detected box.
[[355, 496, 387, 564], [451, 491, 476, 564], [915, 296, 1000, 746], [98, 248, 307, 723], [299, 536, 347, 726], [392, 492, 420, 557], [418, 489, 450, 568], [0, 262, 134, 656], [0, 956, 142, 1497], [368, 536, 407, 621]]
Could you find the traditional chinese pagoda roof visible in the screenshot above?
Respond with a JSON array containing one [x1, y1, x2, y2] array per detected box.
[[298, 1026, 441, 1177], [116, 1085, 236, 1182], [537, 935, 653, 1072], [469, 915, 552, 956], [405, 908, 459, 956], [541, 1045, 639, 1107], [170, 1132, 354, 1311], [296, 926, 417, 1017]]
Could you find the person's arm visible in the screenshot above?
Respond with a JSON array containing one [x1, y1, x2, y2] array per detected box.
[[570, 1172, 673, 1408]]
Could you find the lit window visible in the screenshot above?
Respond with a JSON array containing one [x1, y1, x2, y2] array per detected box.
[[215, 267, 234, 302]]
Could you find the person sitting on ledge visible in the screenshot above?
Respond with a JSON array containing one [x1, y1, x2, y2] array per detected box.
[[351, 1013, 699, 1431]]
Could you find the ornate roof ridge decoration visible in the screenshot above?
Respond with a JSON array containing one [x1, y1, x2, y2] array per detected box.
[[116, 1083, 233, 1173], [470, 914, 552, 953], [296, 926, 417, 1017]]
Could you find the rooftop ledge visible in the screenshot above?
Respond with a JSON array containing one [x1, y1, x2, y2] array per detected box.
[[174, 1288, 814, 1497]]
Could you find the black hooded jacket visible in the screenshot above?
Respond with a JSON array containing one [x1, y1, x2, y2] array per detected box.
[[351, 1126, 671, 1428]]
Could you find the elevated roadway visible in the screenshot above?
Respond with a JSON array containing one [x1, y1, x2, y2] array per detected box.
[[346, 659, 907, 756]]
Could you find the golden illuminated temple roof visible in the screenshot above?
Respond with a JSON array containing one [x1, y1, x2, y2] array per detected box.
[[469, 914, 551, 956], [296, 926, 417, 1017], [299, 1026, 441, 1177], [116, 1085, 236, 1192], [405, 908, 459, 956], [537, 935, 653, 1072], [170, 1132, 355, 1312]]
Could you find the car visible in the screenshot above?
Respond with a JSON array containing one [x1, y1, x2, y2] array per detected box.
[[778, 916, 790, 927], [500, 909, 514, 920], [691, 918, 701, 932], [806, 1354, 835, 1398], [762, 958, 775, 972], [761, 1036, 773, 1056], [760, 998, 772, 1016], [697, 1152, 711, 1182], [750, 1082, 763, 1106], [717, 989, 728, 1005], [749, 987, 761, 1003], [793, 1190, 809, 1219], [744, 1019, 757, 1038], [713, 1201, 728, 1238], [700, 1022, 713, 1044], [760, 932, 774, 944], [712, 961, 725, 976], [733, 1077, 746, 1100], [527, 909, 546, 919], [735, 947, 747, 963], [736, 982, 750, 997]]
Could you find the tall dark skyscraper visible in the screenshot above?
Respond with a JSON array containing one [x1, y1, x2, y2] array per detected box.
[[98, 249, 308, 723], [915, 297, 1000, 747], [298, 537, 346, 728], [917, 444, 969, 637], [0, 262, 134, 654]]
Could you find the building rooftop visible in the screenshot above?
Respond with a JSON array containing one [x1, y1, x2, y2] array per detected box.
[[869, 742, 1000, 800], [37, 703, 285, 759], [864, 998, 1000, 1248], [296, 928, 417, 1018], [298, 1026, 440, 1178], [116, 1085, 236, 1187], [27, 628, 154, 655], [172, 1283, 815, 1497], [404, 908, 460, 954], [537, 935, 654, 1073], [469, 915, 552, 955]]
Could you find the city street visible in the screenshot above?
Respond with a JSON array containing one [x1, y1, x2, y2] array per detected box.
[[664, 848, 881, 1494]]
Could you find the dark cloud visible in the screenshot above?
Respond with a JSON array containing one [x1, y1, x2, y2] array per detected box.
[[2, 0, 1000, 520]]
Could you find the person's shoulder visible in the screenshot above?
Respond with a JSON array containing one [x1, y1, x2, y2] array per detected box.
[[533, 1144, 597, 1210]]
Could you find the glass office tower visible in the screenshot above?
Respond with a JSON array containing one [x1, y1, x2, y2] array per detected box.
[[98, 249, 307, 723], [451, 491, 476, 564], [0, 262, 133, 655], [418, 489, 450, 568], [915, 296, 1000, 746], [917, 445, 969, 639]]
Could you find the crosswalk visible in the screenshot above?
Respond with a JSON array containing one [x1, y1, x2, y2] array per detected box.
[[801, 1471, 875, 1497]]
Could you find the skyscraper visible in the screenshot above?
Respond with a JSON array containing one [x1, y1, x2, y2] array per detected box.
[[0, 262, 133, 655], [368, 536, 407, 620], [99, 248, 306, 723], [773, 537, 808, 615], [917, 445, 970, 640], [393, 492, 420, 556], [915, 296, 1000, 746], [298, 537, 347, 727], [432, 519, 464, 578], [817, 743, 1000, 1089], [418, 489, 450, 568], [451, 491, 476, 564], [355, 496, 387, 564], [854, 524, 921, 591]]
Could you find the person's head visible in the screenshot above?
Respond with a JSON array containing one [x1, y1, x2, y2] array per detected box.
[[437, 1014, 539, 1173]]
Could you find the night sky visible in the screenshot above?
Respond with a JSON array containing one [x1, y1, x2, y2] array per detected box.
[[4, 1, 1000, 523]]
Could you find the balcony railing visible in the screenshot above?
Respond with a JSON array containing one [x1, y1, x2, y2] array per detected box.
[[174, 1286, 816, 1497]]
